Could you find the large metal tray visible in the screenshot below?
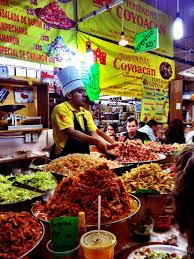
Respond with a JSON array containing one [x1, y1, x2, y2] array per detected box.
[[31, 194, 141, 227]]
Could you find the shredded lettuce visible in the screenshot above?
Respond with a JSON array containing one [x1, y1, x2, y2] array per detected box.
[[0, 171, 57, 204], [15, 171, 57, 191]]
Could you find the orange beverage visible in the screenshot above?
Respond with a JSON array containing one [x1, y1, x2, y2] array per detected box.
[[80, 230, 116, 259]]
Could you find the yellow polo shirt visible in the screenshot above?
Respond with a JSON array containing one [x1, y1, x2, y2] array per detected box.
[[51, 101, 96, 154]]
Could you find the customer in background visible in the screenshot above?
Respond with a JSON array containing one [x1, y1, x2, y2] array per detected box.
[[174, 144, 194, 258], [138, 119, 158, 141], [104, 124, 117, 141], [165, 119, 186, 144], [124, 118, 150, 143]]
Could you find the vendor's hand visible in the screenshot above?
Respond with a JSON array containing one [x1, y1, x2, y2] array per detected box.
[[118, 136, 125, 142], [107, 142, 119, 150], [96, 140, 108, 153]]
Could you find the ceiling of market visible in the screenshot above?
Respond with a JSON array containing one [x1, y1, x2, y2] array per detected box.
[[142, 0, 194, 76]]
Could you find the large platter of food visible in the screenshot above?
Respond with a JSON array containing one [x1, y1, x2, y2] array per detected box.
[[144, 141, 181, 155], [43, 153, 120, 177], [121, 163, 175, 194], [32, 164, 140, 226], [108, 140, 165, 164], [0, 171, 57, 205], [120, 154, 166, 165], [0, 211, 45, 259], [127, 245, 186, 259]]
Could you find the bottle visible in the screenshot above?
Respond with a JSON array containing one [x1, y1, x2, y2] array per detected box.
[[78, 212, 86, 239], [78, 212, 86, 259]]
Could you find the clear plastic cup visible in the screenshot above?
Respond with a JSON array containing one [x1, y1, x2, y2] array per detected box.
[[46, 240, 80, 259], [80, 230, 117, 259]]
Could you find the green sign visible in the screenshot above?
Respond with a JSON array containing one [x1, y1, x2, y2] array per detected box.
[[134, 28, 159, 53], [81, 63, 100, 101], [50, 216, 78, 252]]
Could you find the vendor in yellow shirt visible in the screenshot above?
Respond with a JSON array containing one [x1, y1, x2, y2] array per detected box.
[[51, 66, 109, 159]]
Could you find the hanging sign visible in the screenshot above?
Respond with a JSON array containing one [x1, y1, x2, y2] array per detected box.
[[134, 27, 159, 53], [78, 0, 174, 57], [140, 98, 168, 123], [0, 0, 76, 65], [81, 62, 100, 101], [77, 32, 175, 98], [140, 75, 169, 123], [142, 75, 169, 100]]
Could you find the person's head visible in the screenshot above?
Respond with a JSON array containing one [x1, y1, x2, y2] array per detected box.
[[165, 119, 185, 144], [169, 119, 184, 129], [176, 144, 194, 173], [105, 124, 116, 137], [57, 66, 86, 109], [147, 120, 158, 134], [174, 144, 194, 244], [126, 118, 138, 136]]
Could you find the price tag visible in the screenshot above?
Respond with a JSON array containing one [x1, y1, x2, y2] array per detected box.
[[50, 216, 78, 251]]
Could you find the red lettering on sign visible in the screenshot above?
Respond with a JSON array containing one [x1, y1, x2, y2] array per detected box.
[[0, 46, 19, 57], [0, 33, 19, 45], [0, 0, 9, 6], [28, 17, 43, 28], [0, 22, 28, 35], [0, 9, 20, 22], [20, 16, 27, 24], [19, 50, 26, 59], [116, 6, 167, 36]]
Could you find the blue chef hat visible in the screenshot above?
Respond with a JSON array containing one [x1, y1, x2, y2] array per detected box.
[[57, 66, 84, 97]]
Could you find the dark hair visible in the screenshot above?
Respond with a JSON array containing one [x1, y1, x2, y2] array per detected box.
[[176, 144, 194, 172], [174, 144, 194, 244], [126, 117, 138, 126], [104, 123, 117, 133], [147, 120, 158, 127], [165, 119, 185, 144]]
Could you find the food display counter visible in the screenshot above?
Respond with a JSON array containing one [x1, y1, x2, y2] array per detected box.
[[0, 140, 187, 259]]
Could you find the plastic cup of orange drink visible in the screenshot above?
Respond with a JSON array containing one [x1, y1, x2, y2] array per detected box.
[[80, 230, 117, 259]]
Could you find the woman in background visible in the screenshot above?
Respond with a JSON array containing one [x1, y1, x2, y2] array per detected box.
[[165, 119, 185, 144], [104, 124, 117, 141], [174, 144, 194, 258]]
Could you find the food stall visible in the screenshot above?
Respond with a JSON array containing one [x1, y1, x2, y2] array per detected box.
[[0, 0, 192, 258]]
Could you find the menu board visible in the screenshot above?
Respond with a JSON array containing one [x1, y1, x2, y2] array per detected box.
[[0, 0, 76, 66], [140, 75, 169, 123]]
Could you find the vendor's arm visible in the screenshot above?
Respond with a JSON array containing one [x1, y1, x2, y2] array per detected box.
[[64, 128, 108, 152]]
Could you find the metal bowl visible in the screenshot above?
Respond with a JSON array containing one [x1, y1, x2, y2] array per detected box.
[[0, 213, 45, 259], [18, 221, 45, 259], [31, 194, 141, 227], [0, 194, 43, 212]]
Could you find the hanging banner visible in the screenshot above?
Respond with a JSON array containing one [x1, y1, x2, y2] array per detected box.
[[78, 0, 174, 57], [140, 75, 169, 123], [78, 32, 175, 98], [140, 98, 168, 123], [142, 75, 169, 99], [0, 0, 76, 65]]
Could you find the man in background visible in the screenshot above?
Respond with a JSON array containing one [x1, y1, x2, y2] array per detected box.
[[138, 119, 158, 141], [124, 117, 150, 142]]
